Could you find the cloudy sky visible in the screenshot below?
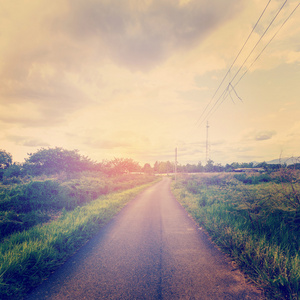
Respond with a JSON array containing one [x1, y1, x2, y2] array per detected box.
[[1, 0, 299, 166]]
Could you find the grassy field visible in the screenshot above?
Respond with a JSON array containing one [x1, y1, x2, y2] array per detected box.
[[171, 171, 300, 300], [0, 173, 158, 299]]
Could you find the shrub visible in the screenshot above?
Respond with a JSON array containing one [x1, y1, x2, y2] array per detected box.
[[22, 180, 61, 212], [0, 211, 50, 241], [0, 173, 157, 243], [186, 180, 201, 194], [234, 173, 272, 184]]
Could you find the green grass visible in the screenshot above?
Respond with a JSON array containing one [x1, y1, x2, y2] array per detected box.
[[172, 173, 300, 300], [0, 180, 158, 299], [0, 173, 156, 239]]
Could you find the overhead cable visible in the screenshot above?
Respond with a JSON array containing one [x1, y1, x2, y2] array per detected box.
[[214, 1, 300, 117], [233, 2, 300, 88], [198, 0, 290, 125], [195, 0, 273, 126], [227, 0, 288, 86]]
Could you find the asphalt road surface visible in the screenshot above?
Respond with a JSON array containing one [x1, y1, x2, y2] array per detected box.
[[26, 177, 263, 300]]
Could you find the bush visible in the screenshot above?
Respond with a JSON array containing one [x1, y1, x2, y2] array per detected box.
[[0, 173, 157, 245], [201, 175, 228, 186], [0, 182, 155, 299], [0, 180, 63, 213], [3, 163, 22, 179], [234, 173, 272, 184], [0, 211, 50, 241], [2, 177, 22, 185], [24, 180, 61, 211], [186, 180, 201, 194], [0, 211, 24, 239]]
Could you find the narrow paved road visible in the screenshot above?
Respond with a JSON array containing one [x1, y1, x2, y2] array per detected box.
[[26, 177, 262, 299]]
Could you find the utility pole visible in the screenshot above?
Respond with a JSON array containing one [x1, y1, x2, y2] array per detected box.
[[175, 147, 177, 182], [206, 121, 209, 164]]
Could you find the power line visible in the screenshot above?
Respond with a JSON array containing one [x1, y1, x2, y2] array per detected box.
[[197, 89, 227, 128], [198, 0, 291, 125], [227, 0, 288, 86], [195, 0, 273, 126], [205, 121, 209, 163], [233, 2, 300, 88], [210, 1, 300, 117]]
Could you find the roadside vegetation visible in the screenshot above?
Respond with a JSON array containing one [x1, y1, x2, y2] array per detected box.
[[0, 183, 155, 299], [171, 169, 300, 300], [0, 147, 157, 299], [1, 147, 299, 299]]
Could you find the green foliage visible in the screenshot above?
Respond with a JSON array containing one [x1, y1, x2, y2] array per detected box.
[[0, 171, 157, 299], [0, 147, 144, 179], [142, 163, 153, 174], [0, 150, 12, 170], [1, 176, 22, 185], [186, 179, 201, 194], [233, 173, 273, 184], [105, 158, 141, 175], [0, 183, 155, 299], [0, 150, 13, 180], [177, 162, 204, 173], [0, 211, 50, 241], [185, 175, 229, 194], [0, 180, 61, 213], [204, 159, 215, 172], [201, 175, 229, 186], [153, 161, 174, 173], [2, 163, 23, 179], [25, 147, 95, 175], [172, 173, 300, 299], [0, 173, 156, 240], [24, 180, 61, 211]]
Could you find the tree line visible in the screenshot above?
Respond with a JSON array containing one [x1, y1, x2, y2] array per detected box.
[[1, 147, 297, 182], [0, 148, 142, 180]]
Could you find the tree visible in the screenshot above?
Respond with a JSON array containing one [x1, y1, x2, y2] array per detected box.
[[3, 163, 23, 178], [214, 163, 224, 172], [0, 150, 13, 180], [105, 158, 141, 175], [196, 161, 204, 172], [153, 161, 160, 172], [256, 161, 268, 170], [204, 159, 215, 172], [158, 161, 174, 174], [25, 147, 94, 175], [176, 162, 204, 173], [177, 164, 187, 173], [142, 163, 153, 174], [0, 150, 12, 170]]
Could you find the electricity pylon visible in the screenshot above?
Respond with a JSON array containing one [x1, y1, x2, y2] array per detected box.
[[206, 121, 210, 164]]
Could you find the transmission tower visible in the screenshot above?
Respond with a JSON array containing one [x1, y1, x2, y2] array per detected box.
[[205, 121, 210, 164], [175, 147, 177, 182]]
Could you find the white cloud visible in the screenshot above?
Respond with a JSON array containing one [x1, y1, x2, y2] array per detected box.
[[6, 135, 50, 148], [54, 0, 245, 71], [255, 131, 276, 141], [0, 0, 299, 165]]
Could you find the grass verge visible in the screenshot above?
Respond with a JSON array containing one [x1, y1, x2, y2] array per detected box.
[[0, 181, 157, 299], [171, 174, 300, 300]]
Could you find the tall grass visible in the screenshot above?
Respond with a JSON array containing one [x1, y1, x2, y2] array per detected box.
[[172, 173, 300, 300], [0, 182, 156, 299], [0, 173, 155, 239]]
